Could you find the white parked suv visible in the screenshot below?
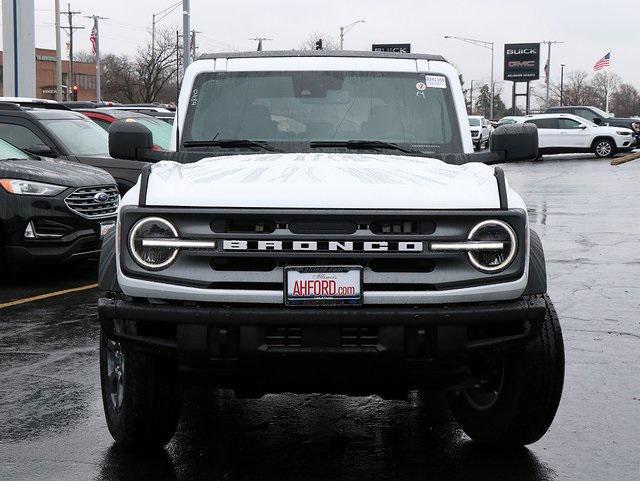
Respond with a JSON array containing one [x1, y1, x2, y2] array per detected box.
[[468, 115, 491, 149], [98, 50, 564, 450], [516, 113, 635, 158]]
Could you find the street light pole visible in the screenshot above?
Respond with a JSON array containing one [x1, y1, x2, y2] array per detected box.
[[560, 64, 566, 106], [542, 40, 564, 108], [444, 35, 495, 119], [339, 19, 365, 50]]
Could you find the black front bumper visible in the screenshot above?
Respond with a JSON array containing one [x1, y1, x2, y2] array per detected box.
[[1, 188, 113, 265], [99, 296, 547, 393]]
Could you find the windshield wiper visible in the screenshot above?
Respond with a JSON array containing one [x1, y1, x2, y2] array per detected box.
[[182, 139, 282, 152], [309, 140, 423, 155]]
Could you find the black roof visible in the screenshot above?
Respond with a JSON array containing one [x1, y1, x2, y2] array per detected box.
[[0, 106, 91, 120], [199, 49, 447, 62]]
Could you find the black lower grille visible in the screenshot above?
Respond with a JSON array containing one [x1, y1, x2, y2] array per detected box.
[[340, 327, 379, 347], [265, 327, 302, 347], [264, 326, 379, 349]]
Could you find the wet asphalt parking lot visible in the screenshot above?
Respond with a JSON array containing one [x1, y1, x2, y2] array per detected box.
[[1, 154, 639, 481]]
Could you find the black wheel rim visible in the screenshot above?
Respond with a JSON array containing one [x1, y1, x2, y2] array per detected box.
[[105, 339, 125, 411], [462, 357, 505, 411]]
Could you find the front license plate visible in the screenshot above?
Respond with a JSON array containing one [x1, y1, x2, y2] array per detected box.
[[285, 266, 363, 306], [99, 221, 116, 239]]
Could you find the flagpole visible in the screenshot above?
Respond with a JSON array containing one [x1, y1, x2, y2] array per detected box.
[[86, 15, 107, 101]]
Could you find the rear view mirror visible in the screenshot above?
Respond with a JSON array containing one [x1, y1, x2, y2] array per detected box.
[[580, 125, 588, 130], [108, 120, 153, 160], [25, 144, 56, 157], [593, 118, 602, 125], [490, 123, 538, 161]]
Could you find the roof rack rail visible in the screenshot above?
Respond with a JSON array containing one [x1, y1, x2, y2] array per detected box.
[[19, 102, 71, 111], [0, 102, 24, 111]]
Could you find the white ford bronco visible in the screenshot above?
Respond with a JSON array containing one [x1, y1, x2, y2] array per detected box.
[[99, 51, 564, 449]]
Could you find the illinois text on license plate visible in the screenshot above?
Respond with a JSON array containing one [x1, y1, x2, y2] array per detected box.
[[285, 266, 363, 306]]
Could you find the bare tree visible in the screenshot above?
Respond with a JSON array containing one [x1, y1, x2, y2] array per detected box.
[[298, 32, 339, 51], [559, 71, 597, 107], [133, 28, 180, 103], [590, 72, 621, 110], [102, 53, 138, 103], [610, 83, 640, 117]]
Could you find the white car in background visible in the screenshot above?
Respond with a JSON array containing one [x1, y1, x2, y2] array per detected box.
[[516, 113, 635, 158], [468, 115, 491, 150]]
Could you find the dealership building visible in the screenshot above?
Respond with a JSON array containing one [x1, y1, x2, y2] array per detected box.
[[0, 48, 101, 101]]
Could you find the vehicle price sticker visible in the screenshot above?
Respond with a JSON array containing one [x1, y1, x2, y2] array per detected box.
[[285, 266, 363, 306], [424, 75, 447, 89]]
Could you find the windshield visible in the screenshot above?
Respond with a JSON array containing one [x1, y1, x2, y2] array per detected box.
[[183, 71, 462, 154], [129, 117, 172, 150], [498, 117, 517, 125], [590, 106, 612, 118], [0, 138, 30, 160], [468, 118, 481, 127], [41, 118, 109, 156]]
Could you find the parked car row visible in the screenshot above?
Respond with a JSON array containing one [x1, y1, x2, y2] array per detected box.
[[491, 105, 638, 159], [0, 97, 174, 272]]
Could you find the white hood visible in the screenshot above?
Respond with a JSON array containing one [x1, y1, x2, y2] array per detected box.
[[134, 153, 504, 210]]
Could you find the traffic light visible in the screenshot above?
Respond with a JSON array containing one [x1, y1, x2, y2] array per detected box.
[[72, 85, 79, 101], [315, 39, 323, 50]]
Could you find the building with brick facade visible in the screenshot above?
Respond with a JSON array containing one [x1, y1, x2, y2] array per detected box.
[[0, 48, 102, 101]]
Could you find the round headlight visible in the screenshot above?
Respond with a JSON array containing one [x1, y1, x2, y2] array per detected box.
[[128, 217, 179, 270], [467, 220, 517, 273]]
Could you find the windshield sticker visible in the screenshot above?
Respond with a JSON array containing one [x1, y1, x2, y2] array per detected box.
[[424, 75, 447, 89], [190, 88, 199, 107], [416, 82, 427, 91]]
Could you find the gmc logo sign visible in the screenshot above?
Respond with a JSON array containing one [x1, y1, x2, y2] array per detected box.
[[508, 60, 536, 68]]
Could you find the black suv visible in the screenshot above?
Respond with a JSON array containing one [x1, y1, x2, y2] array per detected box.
[[0, 137, 118, 271], [545, 105, 640, 146], [0, 102, 145, 193]]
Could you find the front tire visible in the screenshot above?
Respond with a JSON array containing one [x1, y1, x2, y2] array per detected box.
[[447, 295, 564, 446], [593, 138, 616, 158], [100, 329, 183, 449]]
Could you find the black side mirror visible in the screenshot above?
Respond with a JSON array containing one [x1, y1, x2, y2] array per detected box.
[[593, 118, 602, 125], [24, 144, 56, 157], [108, 120, 153, 160], [490, 123, 538, 161]]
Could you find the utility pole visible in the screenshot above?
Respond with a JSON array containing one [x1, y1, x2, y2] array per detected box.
[[190, 29, 201, 61], [249, 37, 272, 51], [444, 36, 495, 120], [54, 0, 63, 101], [560, 64, 566, 107], [61, 3, 84, 100], [542, 41, 564, 109], [182, 0, 190, 74], [85, 15, 108, 101], [469, 80, 476, 114], [339, 19, 365, 50]]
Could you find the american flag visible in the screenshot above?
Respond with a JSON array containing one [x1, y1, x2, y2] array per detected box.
[[593, 52, 610, 71], [90, 26, 97, 55]]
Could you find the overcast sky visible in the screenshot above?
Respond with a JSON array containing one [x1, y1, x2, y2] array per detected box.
[[2, 0, 638, 105]]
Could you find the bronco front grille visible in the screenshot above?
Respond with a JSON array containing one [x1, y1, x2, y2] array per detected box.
[[65, 185, 119, 219]]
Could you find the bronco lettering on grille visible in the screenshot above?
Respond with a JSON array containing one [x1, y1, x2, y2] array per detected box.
[[222, 240, 423, 252]]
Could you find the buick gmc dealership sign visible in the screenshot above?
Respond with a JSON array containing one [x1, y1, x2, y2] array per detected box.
[[504, 43, 540, 81], [372, 43, 411, 53]]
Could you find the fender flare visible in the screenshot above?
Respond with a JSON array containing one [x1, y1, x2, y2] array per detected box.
[[98, 227, 120, 292], [523, 229, 548, 295]]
